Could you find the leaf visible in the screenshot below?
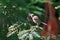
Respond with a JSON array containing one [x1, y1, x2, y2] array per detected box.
[[31, 0, 38, 3], [55, 5, 60, 9], [32, 31, 40, 38], [7, 30, 18, 37], [29, 34, 33, 40], [9, 23, 18, 29], [18, 33, 28, 39], [6, 0, 10, 3], [38, 0, 46, 3], [17, 30, 28, 36], [36, 7, 45, 12], [31, 0, 46, 3], [33, 11, 43, 15], [39, 27, 43, 30], [8, 23, 18, 32], [0, 2, 2, 6]]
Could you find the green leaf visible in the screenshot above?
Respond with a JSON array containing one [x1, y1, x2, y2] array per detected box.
[[6, 0, 10, 3], [7, 30, 18, 37], [31, 0, 46, 3], [38, 0, 46, 3], [18, 33, 28, 39], [17, 30, 28, 37], [33, 11, 43, 15], [29, 34, 33, 40], [32, 31, 40, 38], [55, 5, 60, 9], [35, 7, 45, 12]]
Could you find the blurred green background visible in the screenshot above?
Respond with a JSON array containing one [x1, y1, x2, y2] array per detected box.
[[0, 0, 60, 40]]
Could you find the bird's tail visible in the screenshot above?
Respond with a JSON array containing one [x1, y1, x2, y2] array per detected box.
[[41, 22, 47, 25]]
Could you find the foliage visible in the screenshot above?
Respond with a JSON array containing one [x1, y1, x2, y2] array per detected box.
[[0, 0, 60, 40]]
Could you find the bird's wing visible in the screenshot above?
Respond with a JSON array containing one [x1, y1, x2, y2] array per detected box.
[[32, 16, 40, 25]]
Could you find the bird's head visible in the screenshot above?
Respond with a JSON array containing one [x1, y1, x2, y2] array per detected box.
[[28, 13, 34, 17]]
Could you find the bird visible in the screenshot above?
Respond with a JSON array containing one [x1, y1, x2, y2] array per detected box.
[[27, 13, 47, 26]]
